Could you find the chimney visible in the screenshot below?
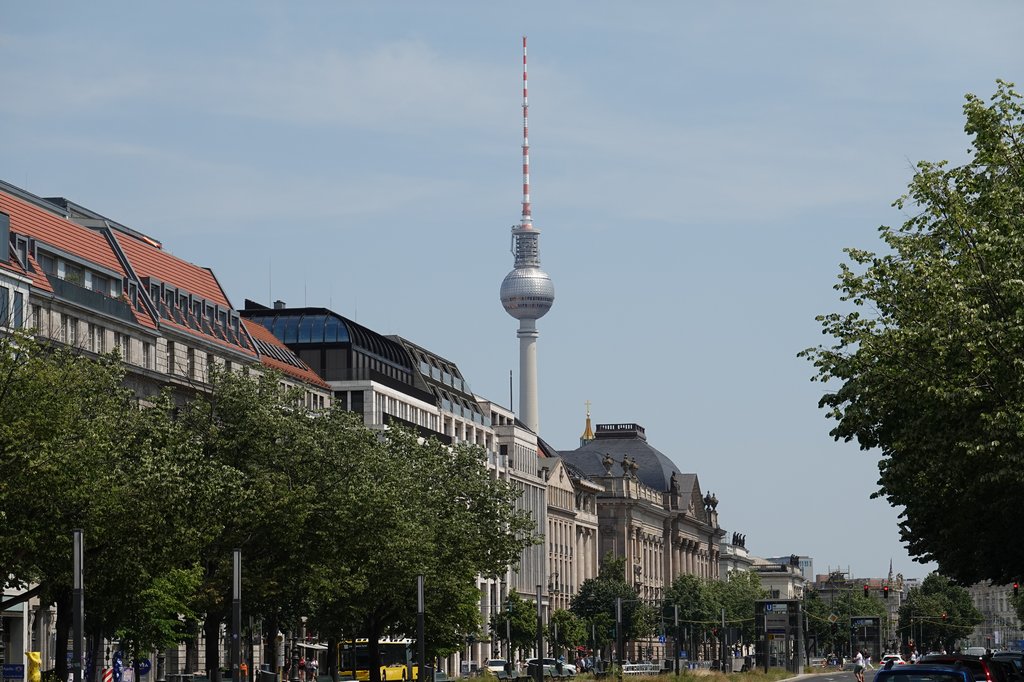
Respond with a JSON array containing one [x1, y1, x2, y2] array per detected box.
[[0, 212, 9, 264], [273, 300, 286, 310]]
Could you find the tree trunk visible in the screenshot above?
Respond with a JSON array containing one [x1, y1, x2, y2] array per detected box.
[[185, 619, 200, 673], [205, 614, 223, 682], [367, 616, 382, 682], [325, 638, 338, 682], [54, 589, 72, 682], [88, 629, 104, 682]]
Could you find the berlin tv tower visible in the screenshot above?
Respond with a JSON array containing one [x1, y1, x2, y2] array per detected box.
[[500, 36, 555, 434]]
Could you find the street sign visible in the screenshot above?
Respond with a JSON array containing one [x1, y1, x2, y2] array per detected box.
[[827, 614, 838, 624], [658, 635, 666, 643], [3, 665, 25, 680]]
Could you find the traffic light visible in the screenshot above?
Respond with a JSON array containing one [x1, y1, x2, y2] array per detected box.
[[941, 612, 948, 622], [883, 586, 889, 599], [864, 585, 870, 597], [1014, 582, 1019, 599]]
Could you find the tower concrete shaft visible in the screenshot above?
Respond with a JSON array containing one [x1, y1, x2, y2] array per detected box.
[[517, 319, 539, 433]]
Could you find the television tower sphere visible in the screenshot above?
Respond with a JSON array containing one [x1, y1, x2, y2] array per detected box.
[[500, 263, 554, 320]]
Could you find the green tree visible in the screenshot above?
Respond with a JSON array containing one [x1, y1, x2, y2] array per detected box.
[[803, 590, 841, 657], [802, 80, 1024, 584], [308, 426, 536, 678], [714, 570, 767, 644], [490, 592, 539, 665], [0, 335, 213, 681], [898, 573, 981, 653], [664, 574, 715, 635], [571, 556, 655, 660], [548, 609, 585, 658]]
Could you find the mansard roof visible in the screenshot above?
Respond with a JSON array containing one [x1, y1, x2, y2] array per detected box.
[[0, 180, 259, 353], [0, 184, 153, 327]]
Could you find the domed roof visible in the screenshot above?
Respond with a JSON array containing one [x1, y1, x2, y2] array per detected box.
[[559, 423, 682, 492]]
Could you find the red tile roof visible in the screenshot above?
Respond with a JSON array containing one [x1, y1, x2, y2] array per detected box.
[[0, 255, 28, 279], [111, 231, 232, 307], [162, 317, 257, 358], [0, 192, 126, 276], [0, 189, 150, 318], [243, 320, 330, 390]]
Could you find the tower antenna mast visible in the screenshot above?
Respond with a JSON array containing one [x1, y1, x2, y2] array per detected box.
[[521, 35, 532, 230]]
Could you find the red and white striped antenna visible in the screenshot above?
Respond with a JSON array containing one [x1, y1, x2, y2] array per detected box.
[[521, 35, 532, 229]]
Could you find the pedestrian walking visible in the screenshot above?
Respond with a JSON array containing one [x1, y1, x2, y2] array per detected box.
[[853, 650, 865, 682]]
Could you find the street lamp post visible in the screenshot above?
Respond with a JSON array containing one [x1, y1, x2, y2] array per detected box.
[[535, 586, 544, 682], [616, 598, 624, 682], [417, 576, 426, 682], [673, 606, 680, 676], [290, 630, 299, 682], [505, 600, 512, 667]]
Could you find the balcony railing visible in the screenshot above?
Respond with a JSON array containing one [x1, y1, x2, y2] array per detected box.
[[47, 275, 136, 324]]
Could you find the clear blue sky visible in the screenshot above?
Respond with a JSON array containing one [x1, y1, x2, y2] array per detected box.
[[4, 1, 1021, 582]]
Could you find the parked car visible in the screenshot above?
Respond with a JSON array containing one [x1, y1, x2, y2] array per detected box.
[[918, 654, 1010, 682], [486, 660, 509, 674], [525, 659, 576, 676], [873, 664, 973, 682]]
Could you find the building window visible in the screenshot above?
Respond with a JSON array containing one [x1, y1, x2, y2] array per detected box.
[[143, 341, 152, 369], [187, 347, 195, 378], [39, 253, 56, 275], [167, 341, 176, 374], [64, 262, 84, 286], [32, 304, 42, 331], [13, 292, 23, 328], [0, 286, 8, 325], [92, 324, 106, 353], [206, 353, 215, 381], [115, 332, 130, 362], [66, 315, 78, 347]]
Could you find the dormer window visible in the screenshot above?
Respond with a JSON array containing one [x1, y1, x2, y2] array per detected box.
[[64, 262, 84, 286], [39, 253, 55, 275], [92, 273, 109, 294]]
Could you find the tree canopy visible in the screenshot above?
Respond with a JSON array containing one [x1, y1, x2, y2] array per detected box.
[[570, 556, 656, 647], [802, 80, 1024, 584], [897, 574, 981, 653], [1, 339, 537, 682]]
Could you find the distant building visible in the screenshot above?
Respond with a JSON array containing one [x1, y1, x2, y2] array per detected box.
[[560, 422, 726, 595], [966, 582, 1022, 649], [752, 557, 806, 599], [766, 555, 814, 582]]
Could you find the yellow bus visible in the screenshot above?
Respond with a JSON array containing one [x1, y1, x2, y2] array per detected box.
[[339, 638, 419, 681]]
